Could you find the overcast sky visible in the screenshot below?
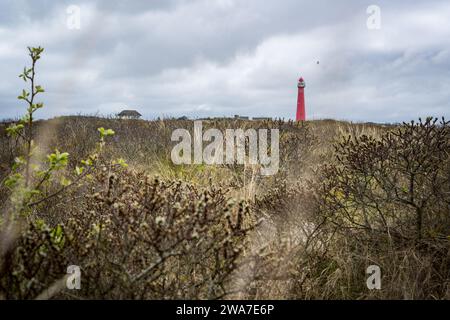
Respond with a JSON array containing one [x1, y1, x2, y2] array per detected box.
[[0, 0, 449, 122]]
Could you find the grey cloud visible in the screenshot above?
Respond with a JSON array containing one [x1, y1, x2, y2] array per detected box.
[[0, 0, 449, 122]]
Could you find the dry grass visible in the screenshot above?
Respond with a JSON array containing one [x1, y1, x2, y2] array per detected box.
[[0, 116, 448, 299]]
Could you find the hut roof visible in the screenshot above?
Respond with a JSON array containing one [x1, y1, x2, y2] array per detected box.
[[118, 110, 142, 117]]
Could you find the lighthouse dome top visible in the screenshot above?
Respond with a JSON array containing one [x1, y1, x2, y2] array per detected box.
[[298, 77, 305, 88]]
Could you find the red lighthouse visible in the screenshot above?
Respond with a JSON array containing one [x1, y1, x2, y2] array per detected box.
[[296, 77, 306, 121]]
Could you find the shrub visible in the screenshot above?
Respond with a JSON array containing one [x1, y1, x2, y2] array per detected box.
[[1, 164, 256, 299], [310, 117, 450, 299]]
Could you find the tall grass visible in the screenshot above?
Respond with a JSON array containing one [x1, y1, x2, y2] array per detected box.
[[0, 115, 448, 299]]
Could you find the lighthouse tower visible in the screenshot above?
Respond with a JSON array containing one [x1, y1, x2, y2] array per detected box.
[[296, 77, 306, 121]]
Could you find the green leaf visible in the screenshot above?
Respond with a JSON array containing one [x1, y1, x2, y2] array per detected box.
[[20, 114, 30, 124], [114, 158, 128, 168], [18, 89, 30, 100], [4, 173, 23, 188], [47, 149, 69, 169], [6, 123, 25, 137], [98, 127, 115, 138], [32, 102, 44, 110], [75, 166, 84, 176], [26, 189, 41, 198], [12, 156, 25, 170], [35, 219, 48, 231], [81, 157, 94, 166], [60, 176, 71, 187], [49, 224, 66, 249]]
